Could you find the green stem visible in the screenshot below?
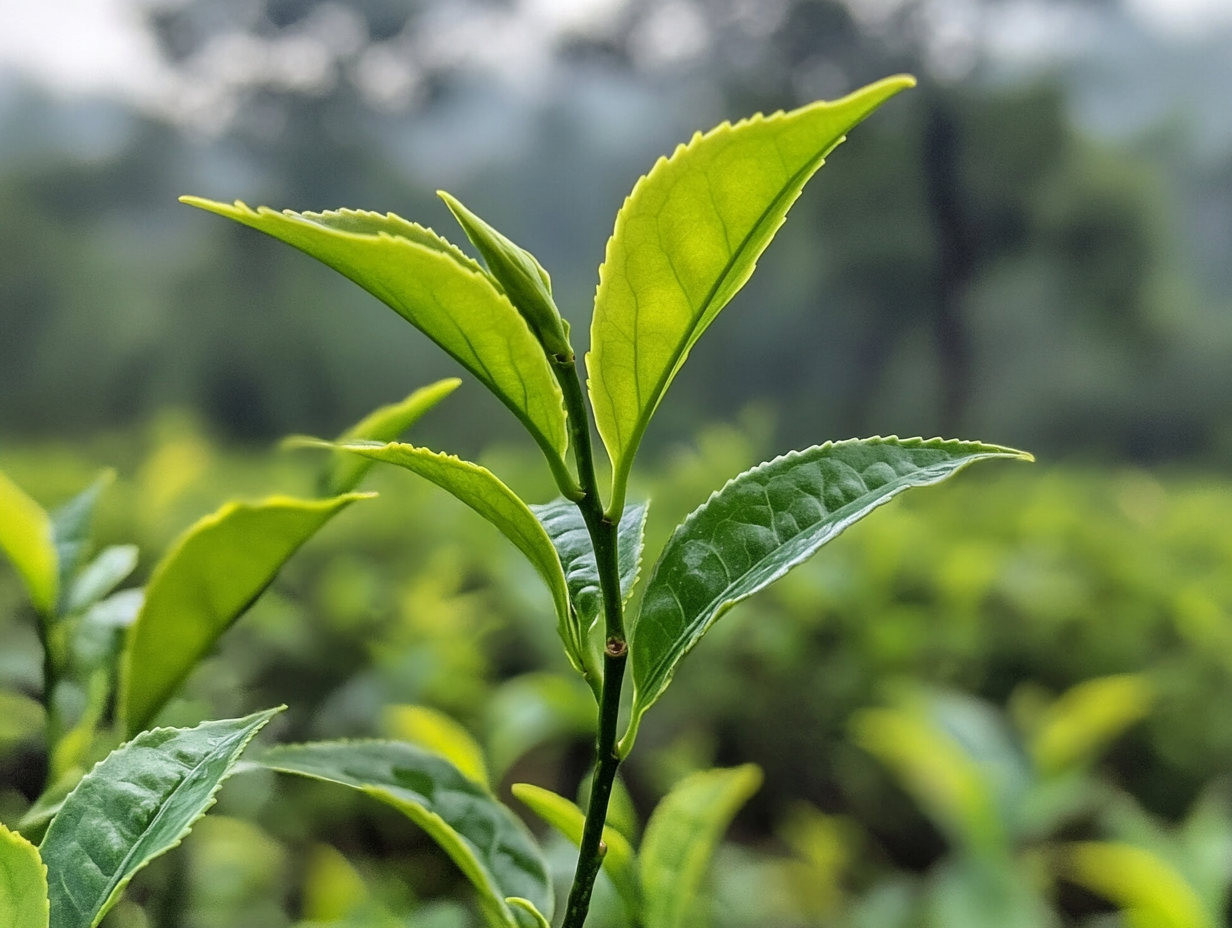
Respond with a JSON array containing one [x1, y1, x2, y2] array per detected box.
[[552, 354, 629, 928]]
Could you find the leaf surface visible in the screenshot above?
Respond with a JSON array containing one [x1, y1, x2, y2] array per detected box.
[[66, 545, 138, 617], [120, 493, 370, 735], [639, 765, 762, 928], [180, 198, 568, 465], [0, 821, 49, 928], [321, 378, 461, 495], [260, 741, 552, 928], [511, 783, 639, 912], [1063, 842, 1213, 928], [530, 499, 648, 682], [50, 472, 113, 614], [587, 76, 915, 511], [625, 438, 1028, 748], [0, 468, 58, 616], [39, 709, 279, 928], [336, 441, 577, 671], [383, 704, 489, 788]]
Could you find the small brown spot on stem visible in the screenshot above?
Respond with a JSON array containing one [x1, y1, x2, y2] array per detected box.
[[605, 638, 627, 658]]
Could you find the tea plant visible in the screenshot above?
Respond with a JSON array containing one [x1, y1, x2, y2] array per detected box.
[[1, 73, 1044, 928]]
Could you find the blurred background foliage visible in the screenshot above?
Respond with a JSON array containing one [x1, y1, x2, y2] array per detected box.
[[4, 0, 1232, 925]]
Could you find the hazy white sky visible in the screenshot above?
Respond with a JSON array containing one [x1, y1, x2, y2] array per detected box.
[[1, 0, 1230, 103]]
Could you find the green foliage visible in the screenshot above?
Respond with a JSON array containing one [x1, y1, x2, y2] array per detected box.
[[0, 822, 48, 928], [0, 467, 59, 617], [39, 709, 279, 928], [639, 765, 763, 928], [259, 740, 553, 928], [587, 76, 913, 512], [120, 492, 372, 736]]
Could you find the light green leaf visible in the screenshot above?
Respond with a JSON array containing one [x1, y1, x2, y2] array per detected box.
[[0, 691, 45, 746], [65, 545, 138, 617], [511, 783, 639, 913], [624, 437, 1028, 751], [1029, 674, 1153, 777], [309, 378, 461, 496], [383, 704, 490, 788], [587, 75, 915, 513], [0, 820, 49, 928], [39, 709, 280, 928], [1063, 842, 1214, 928], [530, 499, 648, 684], [639, 765, 762, 928], [50, 472, 113, 615], [259, 741, 552, 928], [438, 192, 571, 358], [485, 673, 596, 780], [179, 198, 570, 474], [506, 897, 551, 928], [334, 441, 577, 674], [120, 493, 371, 736], [0, 468, 58, 617]]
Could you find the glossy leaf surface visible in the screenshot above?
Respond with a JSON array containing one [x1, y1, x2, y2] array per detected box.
[[587, 76, 914, 510], [0, 469, 58, 616], [626, 438, 1028, 748], [439, 192, 570, 357], [120, 493, 370, 735], [511, 783, 639, 912], [40, 709, 279, 928], [530, 499, 648, 682], [323, 378, 461, 495], [180, 198, 568, 464], [639, 765, 762, 928], [260, 741, 552, 928], [336, 441, 576, 671], [0, 821, 48, 928]]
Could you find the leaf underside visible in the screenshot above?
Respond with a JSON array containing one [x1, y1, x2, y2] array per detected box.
[[626, 437, 1029, 747], [120, 493, 370, 736], [336, 441, 576, 672], [0, 821, 49, 928], [639, 765, 763, 928], [179, 198, 568, 463], [530, 499, 648, 685], [39, 709, 279, 928], [260, 741, 553, 928], [587, 75, 915, 511]]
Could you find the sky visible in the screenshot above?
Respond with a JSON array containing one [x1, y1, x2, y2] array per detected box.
[[1, 0, 1231, 105]]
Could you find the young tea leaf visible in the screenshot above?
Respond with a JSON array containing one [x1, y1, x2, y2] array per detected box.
[[1062, 842, 1214, 928], [530, 499, 648, 685], [588, 76, 914, 514], [624, 438, 1029, 750], [50, 471, 113, 615], [259, 741, 553, 928], [438, 192, 571, 358], [0, 821, 49, 928], [65, 545, 138, 617], [39, 708, 280, 928], [179, 199, 571, 480], [639, 765, 762, 928], [119, 493, 371, 736], [511, 783, 639, 914], [318, 378, 461, 496], [0, 468, 59, 617], [333, 441, 579, 675]]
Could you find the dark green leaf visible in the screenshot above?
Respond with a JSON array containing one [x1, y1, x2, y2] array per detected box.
[[439, 192, 571, 357], [120, 493, 371, 735], [625, 438, 1029, 749], [40, 709, 280, 928], [260, 741, 552, 928], [639, 765, 762, 928], [530, 499, 648, 683], [587, 77, 915, 512]]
